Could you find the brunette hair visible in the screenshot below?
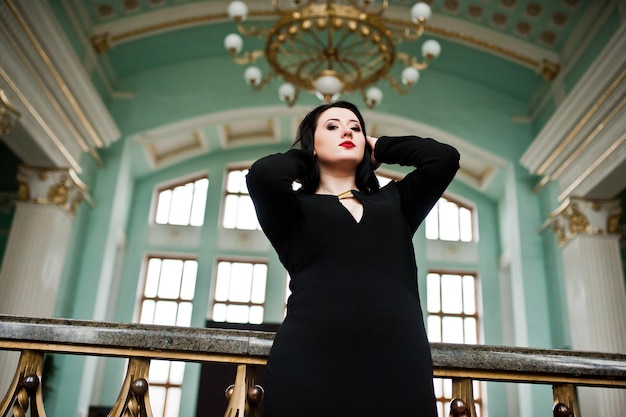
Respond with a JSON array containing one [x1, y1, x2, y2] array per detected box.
[[292, 101, 380, 194]]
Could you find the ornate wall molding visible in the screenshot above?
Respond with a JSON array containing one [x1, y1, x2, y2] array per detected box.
[[16, 166, 90, 216], [549, 196, 622, 247]]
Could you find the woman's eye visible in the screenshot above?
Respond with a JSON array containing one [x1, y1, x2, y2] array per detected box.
[[327, 125, 338, 130], [351, 126, 361, 132]]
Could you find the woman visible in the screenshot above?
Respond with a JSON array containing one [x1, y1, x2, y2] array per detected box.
[[246, 101, 460, 416]]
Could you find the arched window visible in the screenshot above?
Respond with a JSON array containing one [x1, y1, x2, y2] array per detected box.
[[427, 271, 483, 416], [425, 196, 474, 242], [154, 176, 208, 226], [138, 256, 198, 417], [210, 259, 268, 324], [222, 168, 261, 230]]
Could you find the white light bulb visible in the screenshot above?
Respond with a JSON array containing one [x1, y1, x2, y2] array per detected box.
[[224, 33, 243, 53], [228, 1, 248, 20], [366, 87, 383, 106], [314, 74, 343, 97], [244, 66, 262, 86], [411, 2, 432, 22], [278, 83, 296, 102], [422, 39, 441, 59], [402, 67, 420, 86]]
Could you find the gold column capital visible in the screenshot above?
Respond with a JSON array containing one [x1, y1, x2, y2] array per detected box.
[[16, 166, 89, 216], [0, 88, 21, 137], [549, 196, 622, 247]]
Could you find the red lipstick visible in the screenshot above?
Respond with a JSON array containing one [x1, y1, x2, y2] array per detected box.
[[339, 141, 355, 148]]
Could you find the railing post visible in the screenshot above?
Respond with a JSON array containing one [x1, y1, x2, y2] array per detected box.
[[0, 350, 47, 417], [553, 384, 580, 417], [108, 357, 154, 417], [449, 377, 477, 417], [224, 364, 263, 417]]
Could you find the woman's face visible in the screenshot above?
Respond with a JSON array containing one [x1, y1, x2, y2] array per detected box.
[[313, 107, 366, 170]]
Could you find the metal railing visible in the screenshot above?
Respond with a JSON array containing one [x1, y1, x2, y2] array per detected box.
[[1, 315, 625, 417]]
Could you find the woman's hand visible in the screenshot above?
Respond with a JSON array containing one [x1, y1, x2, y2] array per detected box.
[[367, 136, 380, 169]]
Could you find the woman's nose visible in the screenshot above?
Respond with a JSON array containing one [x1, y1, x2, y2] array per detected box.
[[342, 128, 352, 137]]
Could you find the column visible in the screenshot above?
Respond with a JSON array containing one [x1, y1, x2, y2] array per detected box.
[[0, 165, 87, 393], [551, 196, 626, 416]]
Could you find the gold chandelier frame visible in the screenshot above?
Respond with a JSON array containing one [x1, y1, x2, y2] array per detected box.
[[225, 0, 441, 107]]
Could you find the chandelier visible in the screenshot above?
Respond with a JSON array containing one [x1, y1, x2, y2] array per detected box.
[[224, 0, 441, 108]]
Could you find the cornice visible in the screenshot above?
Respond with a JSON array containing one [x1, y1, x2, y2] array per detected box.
[[520, 23, 626, 201], [0, 0, 121, 170]]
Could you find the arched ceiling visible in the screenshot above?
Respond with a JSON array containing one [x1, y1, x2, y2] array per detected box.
[[40, 0, 600, 193], [2, 0, 613, 198], [79, 0, 595, 102]]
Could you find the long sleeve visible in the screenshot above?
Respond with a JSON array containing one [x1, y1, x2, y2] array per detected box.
[[246, 149, 316, 250], [375, 135, 460, 234]]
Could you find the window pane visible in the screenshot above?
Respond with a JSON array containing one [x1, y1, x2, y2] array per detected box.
[[168, 184, 193, 225], [427, 273, 440, 313], [180, 261, 197, 300], [427, 315, 441, 342], [223, 195, 239, 228], [251, 264, 267, 303], [190, 178, 208, 226], [236, 196, 259, 230], [154, 301, 178, 326], [439, 200, 460, 241], [214, 262, 231, 301], [249, 305, 264, 324], [443, 378, 452, 398], [463, 275, 476, 314], [464, 318, 478, 344], [145, 259, 162, 298], [155, 190, 172, 224], [158, 260, 183, 299], [176, 302, 193, 326], [227, 170, 244, 193], [169, 362, 185, 385], [432, 378, 444, 397], [226, 304, 250, 323], [441, 274, 463, 314], [150, 386, 166, 417], [228, 263, 253, 302], [164, 387, 182, 417], [459, 207, 472, 242], [442, 317, 464, 343], [213, 303, 227, 322], [140, 300, 155, 324], [425, 205, 439, 240], [149, 360, 170, 384]]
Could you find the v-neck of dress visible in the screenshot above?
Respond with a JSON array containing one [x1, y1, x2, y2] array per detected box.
[[338, 192, 364, 224], [312, 191, 364, 224]]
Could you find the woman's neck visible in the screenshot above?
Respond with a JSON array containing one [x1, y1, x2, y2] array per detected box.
[[316, 172, 357, 196]]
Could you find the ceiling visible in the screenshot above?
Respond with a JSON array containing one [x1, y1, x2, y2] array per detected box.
[[38, 0, 599, 191]]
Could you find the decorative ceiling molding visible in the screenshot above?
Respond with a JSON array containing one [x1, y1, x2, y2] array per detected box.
[[220, 118, 279, 148], [521, 24, 626, 201], [143, 131, 209, 169], [0, 0, 122, 175], [87, 1, 559, 78]]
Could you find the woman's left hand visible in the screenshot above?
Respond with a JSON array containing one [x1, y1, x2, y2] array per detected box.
[[367, 136, 380, 169]]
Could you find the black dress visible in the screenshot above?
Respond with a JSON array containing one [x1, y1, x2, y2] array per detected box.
[[246, 136, 460, 417]]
